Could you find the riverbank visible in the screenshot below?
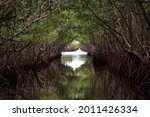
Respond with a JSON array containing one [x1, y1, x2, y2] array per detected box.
[[0, 41, 66, 83], [85, 46, 150, 99]]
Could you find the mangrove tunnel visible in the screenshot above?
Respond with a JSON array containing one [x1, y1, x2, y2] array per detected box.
[[0, 0, 150, 99]]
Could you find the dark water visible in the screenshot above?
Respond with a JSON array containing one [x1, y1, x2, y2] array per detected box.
[[0, 50, 139, 99]]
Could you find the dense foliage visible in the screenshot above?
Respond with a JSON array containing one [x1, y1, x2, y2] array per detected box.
[[0, 0, 150, 99]]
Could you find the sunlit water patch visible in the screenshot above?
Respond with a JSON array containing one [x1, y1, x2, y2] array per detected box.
[[61, 49, 87, 70]]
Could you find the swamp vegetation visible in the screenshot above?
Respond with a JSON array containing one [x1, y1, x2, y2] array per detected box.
[[0, 0, 150, 99]]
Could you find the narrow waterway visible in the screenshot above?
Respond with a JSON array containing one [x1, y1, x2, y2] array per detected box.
[[0, 49, 139, 99], [61, 49, 88, 70]]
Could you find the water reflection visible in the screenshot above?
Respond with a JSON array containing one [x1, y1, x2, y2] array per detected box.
[[0, 56, 93, 99], [0, 52, 147, 99], [61, 49, 87, 70]]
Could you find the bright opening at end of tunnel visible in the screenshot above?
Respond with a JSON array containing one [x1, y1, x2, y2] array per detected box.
[[61, 48, 87, 70]]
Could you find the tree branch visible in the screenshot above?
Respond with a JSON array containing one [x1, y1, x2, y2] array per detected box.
[[88, 6, 122, 36], [135, 0, 150, 30]]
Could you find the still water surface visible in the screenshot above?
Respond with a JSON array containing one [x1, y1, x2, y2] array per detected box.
[[61, 49, 87, 70], [0, 49, 137, 99]]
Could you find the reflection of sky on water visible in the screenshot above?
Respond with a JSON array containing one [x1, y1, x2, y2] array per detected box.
[[61, 49, 87, 70]]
